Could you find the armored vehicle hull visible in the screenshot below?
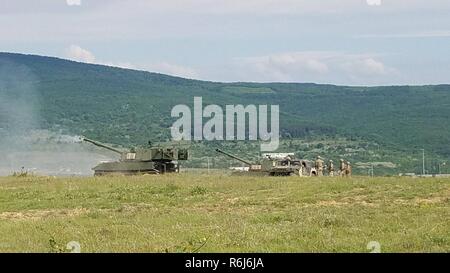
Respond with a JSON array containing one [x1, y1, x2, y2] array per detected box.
[[92, 161, 178, 176], [82, 137, 187, 176]]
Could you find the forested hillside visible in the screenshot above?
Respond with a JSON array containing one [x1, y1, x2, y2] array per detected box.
[[1, 52, 449, 174]]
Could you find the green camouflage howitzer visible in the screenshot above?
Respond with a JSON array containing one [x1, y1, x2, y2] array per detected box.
[[215, 148, 306, 176], [82, 137, 189, 176]]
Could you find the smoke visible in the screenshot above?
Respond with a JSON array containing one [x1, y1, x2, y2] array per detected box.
[[23, 131, 83, 144], [0, 129, 117, 176], [0, 59, 40, 143], [0, 127, 118, 176], [0, 59, 115, 176]]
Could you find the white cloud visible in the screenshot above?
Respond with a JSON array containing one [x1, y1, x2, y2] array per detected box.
[[66, 0, 81, 6], [120, 0, 354, 15], [358, 30, 450, 38], [104, 61, 199, 79], [101, 62, 136, 70], [64, 45, 198, 78], [120, 0, 449, 15], [146, 62, 199, 79], [66, 45, 95, 63], [341, 57, 386, 75], [60, 46, 397, 84], [366, 0, 382, 6], [233, 51, 396, 84], [3, 0, 450, 15], [241, 52, 329, 81]]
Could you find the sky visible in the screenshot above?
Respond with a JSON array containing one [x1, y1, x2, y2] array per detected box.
[[1, 0, 450, 85]]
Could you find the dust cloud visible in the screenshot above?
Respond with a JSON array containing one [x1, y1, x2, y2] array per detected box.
[[0, 58, 116, 176]]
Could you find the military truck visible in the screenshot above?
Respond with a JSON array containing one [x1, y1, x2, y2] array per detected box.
[[82, 137, 188, 176], [215, 149, 307, 176]]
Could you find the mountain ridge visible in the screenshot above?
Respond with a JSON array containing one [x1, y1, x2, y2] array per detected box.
[[4, 51, 449, 87]]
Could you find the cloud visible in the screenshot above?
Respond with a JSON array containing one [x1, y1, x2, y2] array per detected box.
[[241, 52, 329, 81], [66, 45, 95, 63], [366, 0, 382, 6], [101, 62, 136, 70], [64, 45, 198, 78], [101, 61, 199, 79], [146, 62, 199, 79], [233, 51, 396, 84], [60, 46, 398, 85], [117, 0, 449, 15], [116, 0, 356, 15], [358, 30, 450, 38], [341, 57, 386, 76], [66, 0, 81, 6], [3, 0, 450, 15]]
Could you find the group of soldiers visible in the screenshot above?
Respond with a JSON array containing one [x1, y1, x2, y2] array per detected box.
[[314, 156, 352, 177]]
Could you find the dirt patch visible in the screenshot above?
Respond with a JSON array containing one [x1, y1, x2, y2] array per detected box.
[[415, 196, 448, 205], [313, 197, 378, 208], [0, 208, 89, 221], [404, 188, 450, 205], [226, 197, 240, 205], [393, 199, 410, 205], [316, 200, 350, 207]]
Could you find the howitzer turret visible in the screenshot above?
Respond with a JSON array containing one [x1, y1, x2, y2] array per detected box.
[[215, 149, 253, 166], [82, 137, 189, 176], [82, 137, 123, 155], [215, 148, 262, 172]]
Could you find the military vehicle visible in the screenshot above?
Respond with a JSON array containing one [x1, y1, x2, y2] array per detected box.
[[216, 149, 309, 176], [82, 137, 188, 176]]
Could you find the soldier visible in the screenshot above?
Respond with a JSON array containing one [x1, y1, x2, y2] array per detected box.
[[315, 156, 324, 176], [328, 160, 335, 177], [300, 161, 308, 176], [339, 159, 346, 177], [346, 161, 352, 177]]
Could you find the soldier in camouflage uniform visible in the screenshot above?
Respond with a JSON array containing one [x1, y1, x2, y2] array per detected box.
[[328, 160, 335, 177], [339, 159, 346, 177], [315, 156, 324, 176], [345, 161, 352, 177]]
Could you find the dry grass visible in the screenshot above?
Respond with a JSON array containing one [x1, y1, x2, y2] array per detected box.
[[0, 174, 449, 253]]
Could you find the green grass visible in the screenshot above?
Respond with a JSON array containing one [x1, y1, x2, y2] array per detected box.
[[0, 174, 449, 253]]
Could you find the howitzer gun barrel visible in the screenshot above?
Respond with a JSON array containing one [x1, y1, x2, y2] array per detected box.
[[82, 137, 123, 154], [215, 149, 253, 166]]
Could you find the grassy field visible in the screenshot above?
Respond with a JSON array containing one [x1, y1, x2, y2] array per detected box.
[[0, 174, 449, 253]]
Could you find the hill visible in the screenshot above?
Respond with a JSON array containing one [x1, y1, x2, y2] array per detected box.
[[1, 52, 450, 174]]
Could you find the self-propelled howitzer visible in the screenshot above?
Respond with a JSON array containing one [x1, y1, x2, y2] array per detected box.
[[82, 137, 189, 176], [215, 148, 306, 176]]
